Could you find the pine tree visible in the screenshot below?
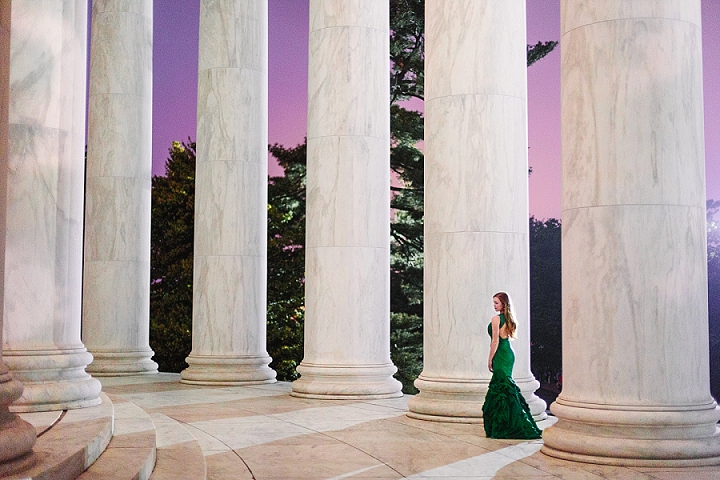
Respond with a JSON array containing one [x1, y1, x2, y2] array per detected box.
[[149, 141, 196, 373]]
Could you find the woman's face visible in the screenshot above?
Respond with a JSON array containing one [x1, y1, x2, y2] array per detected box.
[[493, 297, 503, 312]]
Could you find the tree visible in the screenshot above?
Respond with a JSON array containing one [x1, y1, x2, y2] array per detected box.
[[266, 143, 307, 380], [387, 0, 559, 393], [529, 217, 562, 382], [149, 141, 196, 373]]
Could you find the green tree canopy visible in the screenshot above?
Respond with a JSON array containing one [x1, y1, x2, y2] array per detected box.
[[150, 141, 196, 373]]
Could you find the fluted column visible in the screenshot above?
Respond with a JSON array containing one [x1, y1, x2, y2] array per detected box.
[[0, 0, 36, 464], [542, 0, 720, 466], [181, 0, 275, 385], [291, 0, 401, 399], [83, 0, 158, 376], [2, 0, 101, 412], [407, 0, 545, 422]]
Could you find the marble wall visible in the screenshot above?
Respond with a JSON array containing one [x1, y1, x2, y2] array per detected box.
[[291, 0, 402, 399], [83, 0, 158, 376], [408, 0, 544, 422], [181, 0, 275, 385], [541, 0, 720, 465], [0, 0, 36, 462], [2, 0, 101, 412]]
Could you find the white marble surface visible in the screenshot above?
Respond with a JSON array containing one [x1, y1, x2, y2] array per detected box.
[[189, 403, 406, 454], [3, 0, 100, 411], [293, 0, 400, 399], [0, 0, 37, 461], [182, 0, 274, 385], [305, 136, 389, 248], [83, 0, 156, 375], [542, 0, 720, 465], [410, 0, 544, 421]]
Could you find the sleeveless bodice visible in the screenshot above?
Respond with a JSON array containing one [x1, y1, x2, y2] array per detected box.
[[487, 314, 513, 377], [487, 313, 509, 342]]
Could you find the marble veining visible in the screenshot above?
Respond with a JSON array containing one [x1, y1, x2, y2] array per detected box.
[[294, 0, 399, 398], [410, 0, 543, 421], [425, 0, 526, 100], [183, 0, 274, 384], [83, 0, 156, 375], [542, 0, 720, 465], [305, 135, 389, 249], [561, 0, 701, 35], [562, 19, 704, 210]]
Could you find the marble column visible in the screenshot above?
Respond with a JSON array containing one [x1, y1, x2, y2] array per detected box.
[[0, 0, 36, 464], [2, 0, 101, 412], [407, 0, 545, 422], [82, 0, 157, 376], [291, 0, 402, 399], [180, 0, 275, 385], [542, 0, 720, 466]]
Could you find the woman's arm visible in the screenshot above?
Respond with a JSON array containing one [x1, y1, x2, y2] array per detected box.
[[488, 315, 500, 372]]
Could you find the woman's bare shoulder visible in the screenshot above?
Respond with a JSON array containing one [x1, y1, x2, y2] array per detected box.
[[491, 315, 500, 323]]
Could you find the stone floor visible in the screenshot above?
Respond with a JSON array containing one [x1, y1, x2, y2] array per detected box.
[[99, 374, 720, 480]]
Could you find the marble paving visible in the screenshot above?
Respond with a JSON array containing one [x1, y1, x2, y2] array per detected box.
[[100, 375, 720, 479]]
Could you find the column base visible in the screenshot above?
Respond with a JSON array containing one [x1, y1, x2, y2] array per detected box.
[[515, 374, 548, 421], [407, 375, 487, 423], [85, 349, 158, 376], [0, 370, 36, 463], [541, 397, 720, 466], [4, 348, 102, 412], [180, 354, 276, 385], [291, 362, 402, 399]]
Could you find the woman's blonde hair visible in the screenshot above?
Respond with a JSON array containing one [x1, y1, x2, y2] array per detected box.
[[493, 292, 517, 338]]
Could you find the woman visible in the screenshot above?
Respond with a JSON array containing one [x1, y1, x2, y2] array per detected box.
[[482, 292, 541, 439]]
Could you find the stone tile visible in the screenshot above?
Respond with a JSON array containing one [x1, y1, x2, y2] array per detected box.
[[190, 414, 315, 450], [324, 419, 492, 477], [103, 381, 198, 395], [518, 451, 618, 479], [108, 429, 156, 449], [150, 441, 206, 480], [183, 424, 232, 455], [635, 466, 720, 480], [149, 413, 198, 448], [112, 401, 155, 437], [76, 447, 155, 480], [17, 410, 63, 432], [268, 403, 407, 432], [115, 385, 284, 408], [237, 440, 384, 480], [205, 451, 254, 480], [98, 373, 181, 388], [146, 401, 257, 423]]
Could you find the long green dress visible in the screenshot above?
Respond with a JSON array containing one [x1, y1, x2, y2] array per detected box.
[[482, 314, 542, 439]]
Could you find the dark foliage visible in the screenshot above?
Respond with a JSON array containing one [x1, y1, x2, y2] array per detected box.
[[527, 41, 558, 67], [266, 143, 307, 381], [149, 141, 196, 373], [529, 217, 562, 383]]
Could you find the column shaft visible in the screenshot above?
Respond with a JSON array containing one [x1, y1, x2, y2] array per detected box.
[[2, 0, 101, 412], [181, 0, 275, 385], [290, 0, 401, 399], [542, 0, 720, 465], [0, 0, 36, 466], [408, 0, 545, 422], [83, 0, 158, 376]]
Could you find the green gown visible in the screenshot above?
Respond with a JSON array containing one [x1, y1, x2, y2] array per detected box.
[[482, 314, 542, 439]]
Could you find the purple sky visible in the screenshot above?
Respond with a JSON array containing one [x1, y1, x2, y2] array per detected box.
[[151, 0, 720, 220]]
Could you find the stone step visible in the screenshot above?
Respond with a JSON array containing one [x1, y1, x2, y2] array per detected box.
[[148, 412, 206, 480], [77, 398, 156, 480], [1, 393, 113, 480]]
